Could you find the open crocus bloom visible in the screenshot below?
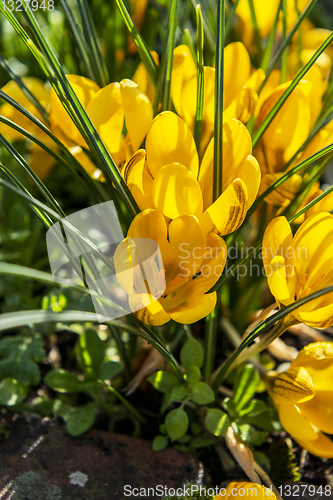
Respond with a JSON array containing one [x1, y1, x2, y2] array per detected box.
[[122, 111, 261, 237], [170, 42, 263, 153], [114, 209, 227, 325], [215, 482, 277, 499], [262, 213, 333, 328], [49, 74, 153, 167], [273, 342, 333, 458], [0, 77, 56, 179]]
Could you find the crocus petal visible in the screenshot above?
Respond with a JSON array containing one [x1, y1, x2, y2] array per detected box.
[[199, 179, 248, 236], [146, 111, 199, 178], [70, 145, 104, 181], [262, 216, 293, 270], [128, 208, 168, 244], [236, 0, 281, 38], [256, 83, 311, 169], [166, 215, 206, 280], [0, 77, 49, 139], [293, 302, 333, 329], [133, 51, 159, 104], [266, 255, 294, 305], [122, 150, 154, 210], [296, 432, 333, 459], [291, 213, 333, 299], [278, 404, 318, 441], [168, 292, 217, 324], [273, 367, 314, 406], [224, 42, 251, 109], [50, 75, 99, 147], [120, 79, 153, 152], [86, 82, 124, 162], [260, 173, 302, 207], [130, 294, 171, 326], [29, 141, 56, 180], [238, 155, 261, 207], [199, 119, 252, 210], [152, 163, 203, 219], [291, 342, 333, 370], [170, 44, 196, 119], [298, 391, 333, 435]]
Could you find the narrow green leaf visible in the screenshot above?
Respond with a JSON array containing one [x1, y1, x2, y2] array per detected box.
[[205, 408, 230, 437], [194, 4, 204, 153], [289, 182, 333, 224], [165, 408, 189, 441], [259, 0, 319, 91], [203, 307, 217, 382], [77, 330, 105, 378], [99, 361, 122, 381], [253, 30, 333, 149], [190, 0, 216, 52], [260, 1, 281, 72], [233, 365, 259, 412], [213, 0, 225, 202], [225, 0, 240, 40], [247, 0, 262, 58], [59, 0, 96, 82], [212, 283, 333, 391], [280, 0, 288, 83], [99, 380, 147, 423], [154, 0, 179, 113], [115, 0, 158, 87], [249, 141, 333, 215], [77, 0, 109, 87], [0, 53, 49, 123]]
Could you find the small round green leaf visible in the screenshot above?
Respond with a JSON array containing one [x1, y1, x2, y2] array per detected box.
[[165, 408, 189, 441], [66, 403, 96, 437], [0, 378, 26, 406], [99, 361, 122, 380], [190, 382, 214, 405], [148, 371, 179, 394], [152, 435, 168, 451], [180, 338, 204, 369], [186, 365, 201, 385], [205, 408, 230, 437], [171, 384, 188, 400], [44, 369, 84, 393]]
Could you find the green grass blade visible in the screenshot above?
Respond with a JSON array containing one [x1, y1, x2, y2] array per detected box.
[[0, 164, 53, 228], [225, 0, 240, 39], [13, 2, 139, 216], [213, 0, 225, 202], [190, 0, 216, 52], [204, 307, 218, 383], [280, 0, 288, 83], [193, 4, 204, 153], [77, 0, 109, 87], [247, 0, 262, 58], [59, 0, 96, 82], [259, 0, 319, 92], [253, 30, 333, 149], [154, 0, 179, 113], [0, 53, 49, 124], [288, 179, 333, 223], [212, 283, 333, 391], [115, 0, 158, 87], [0, 134, 65, 217], [249, 141, 333, 216], [260, 1, 281, 72]]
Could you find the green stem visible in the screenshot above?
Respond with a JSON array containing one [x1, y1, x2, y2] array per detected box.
[[213, 0, 225, 202], [194, 4, 204, 154], [99, 381, 147, 424], [280, 0, 288, 83], [204, 307, 218, 383]]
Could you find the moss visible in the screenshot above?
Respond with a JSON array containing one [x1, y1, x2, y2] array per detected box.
[[266, 439, 301, 486], [11, 471, 62, 500]]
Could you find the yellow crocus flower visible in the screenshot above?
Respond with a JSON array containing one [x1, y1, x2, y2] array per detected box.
[[0, 77, 55, 180], [114, 208, 227, 325], [272, 342, 333, 458], [49, 75, 153, 167], [262, 213, 333, 328], [122, 111, 261, 237], [215, 481, 277, 499]]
